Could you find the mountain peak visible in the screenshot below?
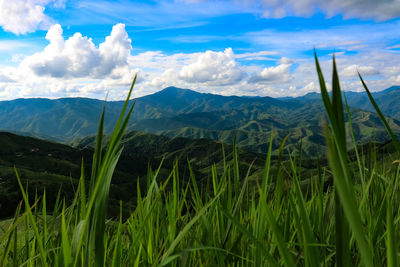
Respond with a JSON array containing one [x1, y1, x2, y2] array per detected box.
[[159, 86, 196, 94], [147, 87, 203, 100], [162, 86, 184, 92]]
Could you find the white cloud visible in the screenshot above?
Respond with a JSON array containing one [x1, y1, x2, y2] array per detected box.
[[0, 74, 15, 83], [178, 48, 246, 85], [0, 0, 65, 35], [0, 41, 33, 52], [279, 57, 294, 65], [235, 51, 278, 61], [129, 51, 199, 72], [52, 0, 67, 8], [248, 62, 292, 84], [1, 44, 399, 100], [20, 23, 132, 79], [388, 44, 400, 49], [0, 68, 18, 83], [340, 65, 380, 77]]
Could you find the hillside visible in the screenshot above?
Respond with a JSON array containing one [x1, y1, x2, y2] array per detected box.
[[0, 131, 141, 218], [0, 130, 271, 218], [1, 86, 400, 157]]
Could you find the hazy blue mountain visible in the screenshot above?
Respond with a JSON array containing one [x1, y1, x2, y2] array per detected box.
[[297, 86, 400, 119]]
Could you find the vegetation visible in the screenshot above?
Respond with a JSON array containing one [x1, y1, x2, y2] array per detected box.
[[0, 129, 278, 219], [1, 54, 400, 266]]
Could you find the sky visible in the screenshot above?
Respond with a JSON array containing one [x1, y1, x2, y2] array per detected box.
[[0, 0, 399, 100]]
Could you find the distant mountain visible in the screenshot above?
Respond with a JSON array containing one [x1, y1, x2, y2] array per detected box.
[[1, 85, 400, 157], [297, 86, 400, 119], [346, 86, 400, 119]]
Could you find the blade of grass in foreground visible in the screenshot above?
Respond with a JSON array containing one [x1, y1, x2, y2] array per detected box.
[[358, 73, 400, 154], [14, 168, 48, 266], [73, 74, 137, 267], [358, 71, 400, 267], [315, 52, 351, 266], [160, 184, 226, 266], [386, 196, 397, 267], [315, 51, 374, 267]]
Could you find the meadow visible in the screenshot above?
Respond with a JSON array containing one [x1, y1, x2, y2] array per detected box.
[[0, 54, 399, 266]]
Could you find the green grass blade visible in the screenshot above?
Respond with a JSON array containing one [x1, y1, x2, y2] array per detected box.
[[289, 153, 320, 266], [61, 203, 72, 267], [220, 207, 280, 267], [90, 104, 105, 192], [386, 197, 397, 267], [315, 52, 374, 267], [73, 75, 136, 267], [358, 73, 400, 153], [14, 168, 48, 266], [0, 202, 22, 266], [325, 127, 373, 267], [160, 184, 226, 265]]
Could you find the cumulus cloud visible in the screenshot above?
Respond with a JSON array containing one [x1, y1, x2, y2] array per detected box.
[[0, 74, 15, 83], [178, 48, 246, 85], [20, 23, 132, 79], [340, 65, 380, 77], [248, 61, 292, 84], [279, 57, 294, 65], [0, 0, 65, 34], [0, 68, 19, 83]]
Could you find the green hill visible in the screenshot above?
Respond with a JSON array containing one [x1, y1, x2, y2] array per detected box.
[[1, 86, 400, 157]]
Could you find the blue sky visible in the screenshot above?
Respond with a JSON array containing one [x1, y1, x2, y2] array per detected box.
[[0, 0, 399, 100]]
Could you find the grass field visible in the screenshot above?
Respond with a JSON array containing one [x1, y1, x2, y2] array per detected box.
[[1, 54, 400, 266]]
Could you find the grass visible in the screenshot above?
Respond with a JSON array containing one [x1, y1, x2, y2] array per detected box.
[[1, 54, 400, 266]]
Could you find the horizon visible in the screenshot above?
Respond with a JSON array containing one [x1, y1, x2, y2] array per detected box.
[[2, 84, 400, 102], [0, 0, 399, 101]]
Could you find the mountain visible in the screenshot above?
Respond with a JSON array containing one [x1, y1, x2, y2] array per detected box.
[[346, 86, 400, 119], [1, 86, 400, 157], [297, 86, 400, 118]]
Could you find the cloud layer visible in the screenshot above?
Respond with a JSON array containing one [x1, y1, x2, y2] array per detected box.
[[202, 0, 400, 21], [0, 22, 399, 100], [255, 0, 400, 20]]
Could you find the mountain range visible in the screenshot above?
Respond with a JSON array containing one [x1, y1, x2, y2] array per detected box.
[[1, 85, 400, 157]]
